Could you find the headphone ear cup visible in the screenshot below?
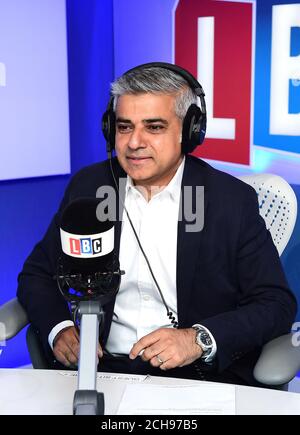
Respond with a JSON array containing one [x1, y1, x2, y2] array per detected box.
[[181, 104, 205, 154], [102, 109, 116, 151]]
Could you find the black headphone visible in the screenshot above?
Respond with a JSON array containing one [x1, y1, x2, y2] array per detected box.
[[102, 62, 207, 155]]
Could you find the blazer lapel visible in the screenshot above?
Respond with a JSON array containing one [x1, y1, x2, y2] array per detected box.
[[102, 158, 126, 343], [108, 157, 127, 257], [176, 156, 209, 327]]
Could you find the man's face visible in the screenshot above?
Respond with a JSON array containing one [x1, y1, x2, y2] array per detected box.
[[115, 93, 183, 188]]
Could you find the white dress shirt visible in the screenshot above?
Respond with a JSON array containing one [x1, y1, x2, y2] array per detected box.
[[49, 157, 216, 361], [105, 158, 185, 355]]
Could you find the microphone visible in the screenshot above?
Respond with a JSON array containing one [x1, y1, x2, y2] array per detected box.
[[56, 197, 124, 305]]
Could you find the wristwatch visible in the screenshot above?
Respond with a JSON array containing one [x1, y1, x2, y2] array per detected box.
[[192, 324, 214, 360]]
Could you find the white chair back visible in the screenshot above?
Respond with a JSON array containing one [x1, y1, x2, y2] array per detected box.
[[238, 174, 297, 256]]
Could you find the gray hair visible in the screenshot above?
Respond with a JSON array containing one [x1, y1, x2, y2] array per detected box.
[[111, 67, 197, 120]]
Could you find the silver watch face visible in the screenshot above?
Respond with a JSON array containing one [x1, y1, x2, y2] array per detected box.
[[199, 331, 212, 347], [196, 330, 213, 351]]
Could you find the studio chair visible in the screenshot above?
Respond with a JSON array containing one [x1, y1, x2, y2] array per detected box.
[[0, 298, 49, 369], [238, 173, 299, 389], [0, 173, 299, 389]]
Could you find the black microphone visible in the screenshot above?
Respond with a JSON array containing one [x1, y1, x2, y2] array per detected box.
[[56, 197, 124, 305]]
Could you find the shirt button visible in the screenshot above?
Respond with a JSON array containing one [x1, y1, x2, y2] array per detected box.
[[143, 295, 151, 301]]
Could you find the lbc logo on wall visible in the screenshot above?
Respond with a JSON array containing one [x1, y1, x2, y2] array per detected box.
[[174, 0, 300, 167]]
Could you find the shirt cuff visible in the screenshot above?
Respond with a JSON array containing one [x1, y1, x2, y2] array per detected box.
[[48, 320, 74, 350], [192, 323, 217, 363]]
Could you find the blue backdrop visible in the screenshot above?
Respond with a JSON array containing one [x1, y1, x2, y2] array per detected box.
[[0, 0, 114, 367]]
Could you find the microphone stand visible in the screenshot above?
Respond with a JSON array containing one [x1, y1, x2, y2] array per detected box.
[[73, 300, 105, 415], [56, 254, 124, 414]]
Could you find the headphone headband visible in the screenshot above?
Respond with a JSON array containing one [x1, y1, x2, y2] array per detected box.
[[123, 62, 205, 98]]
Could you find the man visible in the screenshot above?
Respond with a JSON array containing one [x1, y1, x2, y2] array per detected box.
[[17, 63, 297, 386]]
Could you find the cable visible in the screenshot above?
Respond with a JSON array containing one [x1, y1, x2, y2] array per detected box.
[[108, 156, 178, 329]]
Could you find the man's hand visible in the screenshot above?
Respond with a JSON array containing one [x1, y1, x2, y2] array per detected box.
[[53, 326, 103, 367], [129, 328, 203, 370]]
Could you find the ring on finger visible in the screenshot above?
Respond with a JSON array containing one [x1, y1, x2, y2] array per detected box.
[[156, 355, 164, 364]]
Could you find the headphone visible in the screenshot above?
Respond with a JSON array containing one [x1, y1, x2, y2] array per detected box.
[[102, 62, 207, 156]]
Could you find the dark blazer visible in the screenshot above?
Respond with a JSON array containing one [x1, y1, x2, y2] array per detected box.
[[17, 155, 297, 386]]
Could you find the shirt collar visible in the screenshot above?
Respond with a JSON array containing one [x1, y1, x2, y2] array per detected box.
[[125, 156, 185, 203]]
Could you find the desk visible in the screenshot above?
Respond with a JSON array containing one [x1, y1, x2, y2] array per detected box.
[[0, 369, 299, 415]]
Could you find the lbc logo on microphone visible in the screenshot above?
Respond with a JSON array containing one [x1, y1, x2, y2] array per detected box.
[[69, 237, 102, 256]]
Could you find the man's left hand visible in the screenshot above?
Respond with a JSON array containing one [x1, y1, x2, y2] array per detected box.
[[129, 328, 203, 370]]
